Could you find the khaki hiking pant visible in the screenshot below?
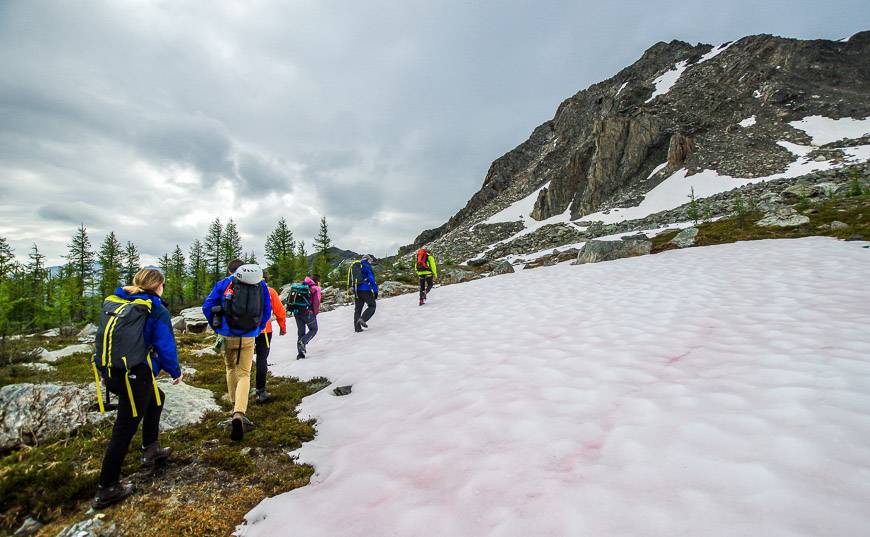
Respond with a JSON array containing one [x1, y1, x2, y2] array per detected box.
[[224, 336, 255, 415]]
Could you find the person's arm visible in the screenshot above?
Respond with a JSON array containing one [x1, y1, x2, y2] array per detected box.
[[258, 282, 272, 332], [367, 265, 379, 296], [271, 287, 287, 334], [202, 281, 224, 325], [430, 255, 438, 280], [312, 285, 322, 315], [149, 306, 182, 380]]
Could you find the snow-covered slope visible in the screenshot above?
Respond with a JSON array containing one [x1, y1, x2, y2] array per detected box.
[[241, 238, 870, 537]]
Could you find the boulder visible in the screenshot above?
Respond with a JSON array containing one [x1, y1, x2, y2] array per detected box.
[[440, 267, 481, 285], [156, 378, 221, 432], [0, 383, 103, 450], [670, 227, 699, 248], [830, 220, 849, 230], [40, 344, 93, 363], [490, 260, 515, 275], [756, 208, 810, 228], [179, 307, 209, 333], [20, 362, 56, 373], [317, 286, 352, 313], [378, 281, 418, 298], [56, 514, 117, 537], [41, 328, 60, 338], [77, 323, 98, 343], [573, 239, 652, 265], [13, 516, 43, 537], [171, 316, 186, 332]]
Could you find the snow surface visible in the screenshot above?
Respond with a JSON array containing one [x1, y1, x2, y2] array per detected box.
[[789, 116, 870, 146], [482, 183, 550, 225], [696, 41, 733, 64], [738, 115, 757, 128], [615, 81, 628, 96], [645, 60, 689, 103], [240, 238, 870, 537]]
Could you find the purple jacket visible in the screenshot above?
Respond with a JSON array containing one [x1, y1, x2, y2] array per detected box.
[[304, 276, 322, 315]]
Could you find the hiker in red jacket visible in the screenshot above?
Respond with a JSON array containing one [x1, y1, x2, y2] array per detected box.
[[254, 271, 287, 403]]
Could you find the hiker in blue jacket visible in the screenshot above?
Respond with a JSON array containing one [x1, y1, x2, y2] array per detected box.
[[202, 260, 272, 441], [93, 267, 182, 509], [348, 254, 379, 332]]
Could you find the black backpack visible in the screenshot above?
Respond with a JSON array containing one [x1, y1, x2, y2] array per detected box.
[[222, 278, 263, 332], [95, 295, 152, 371], [348, 260, 364, 290]]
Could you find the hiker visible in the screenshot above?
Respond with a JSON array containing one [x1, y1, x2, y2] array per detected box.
[[347, 254, 378, 333], [414, 248, 438, 306], [292, 274, 322, 359], [254, 271, 287, 404], [93, 266, 182, 509], [202, 259, 272, 441]]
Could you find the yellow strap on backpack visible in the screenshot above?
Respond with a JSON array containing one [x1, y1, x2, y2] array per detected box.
[[121, 356, 138, 418], [145, 353, 162, 407], [92, 362, 106, 414]]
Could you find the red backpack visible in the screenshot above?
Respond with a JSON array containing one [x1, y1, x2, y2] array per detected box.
[[416, 249, 430, 271]]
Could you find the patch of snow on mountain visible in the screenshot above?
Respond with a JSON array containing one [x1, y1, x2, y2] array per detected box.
[[738, 115, 757, 128], [789, 116, 870, 145], [240, 238, 870, 537], [695, 41, 734, 64], [616, 81, 629, 96], [645, 60, 689, 103], [483, 182, 550, 225]]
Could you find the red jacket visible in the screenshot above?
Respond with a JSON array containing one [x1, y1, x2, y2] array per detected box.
[[263, 286, 287, 334]]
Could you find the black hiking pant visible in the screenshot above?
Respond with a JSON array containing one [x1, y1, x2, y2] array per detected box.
[[99, 363, 165, 486], [419, 275, 434, 299], [295, 311, 318, 344], [254, 332, 272, 391], [354, 290, 377, 330]]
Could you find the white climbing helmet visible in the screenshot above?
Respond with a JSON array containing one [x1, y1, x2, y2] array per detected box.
[[234, 264, 263, 285]]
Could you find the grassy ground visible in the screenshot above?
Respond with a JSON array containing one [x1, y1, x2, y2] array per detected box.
[[1, 332, 329, 536], [651, 193, 870, 253]]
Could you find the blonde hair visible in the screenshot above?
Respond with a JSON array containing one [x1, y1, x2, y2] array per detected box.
[[123, 267, 165, 295]]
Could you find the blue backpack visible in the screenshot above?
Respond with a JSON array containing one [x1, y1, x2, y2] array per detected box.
[[287, 283, 312, 314]]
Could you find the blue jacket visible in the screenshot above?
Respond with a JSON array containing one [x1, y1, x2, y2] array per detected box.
[[93, 288, 182, 379], [202, 276, 272, 338], [355, 259, 379, 294]]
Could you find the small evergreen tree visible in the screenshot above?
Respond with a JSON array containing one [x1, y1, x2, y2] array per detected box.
[[188, 239, 208, 302], [265, 217, 295, 286], [204, 218, 223, 283], [166, 245, 186, 309], [122, 241, 141, 285], [0, 236, 14, 278], [313, 217, 333, 284], [294, 240, 309, 280], [687, 187, 700, 225], [97, 231, 124, 298], [64, 223, 95, 320], [221, 219, 244, 269], [733, 191, 748, 228]]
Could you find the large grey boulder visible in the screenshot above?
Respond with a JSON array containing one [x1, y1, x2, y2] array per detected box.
[[317, 286, 352, 313], [378, 281, 418, 298], [440, 267, 481, 285], [574, 239, 652, 264], [77, 323, 98, 343], [0, 383, 103, 450], [670, 227, 699, 248], [490, 260, 515, 275], [756, 207, 810, 228], [179, 306, 209, 333], [41, 328, 60, 338], [171, 315, 186, 332], [157, 378, 221, 431], [40, 344, 93, 363]]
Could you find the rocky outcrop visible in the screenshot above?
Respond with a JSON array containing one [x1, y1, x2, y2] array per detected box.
[[157, 378, 220, 432], [574, 239, 652, 264], [756, 207, 810, 227], [0, 383, 103, 450], [670, 227, 699, 248], [56, 514, 117, 537], [440, 267, 482, 285], [77, 323, 98, 343], [667, 133, 693, 168], [40, 344, 93, 363], [180, 307, 209, 333], [378, 281, 418, 298], [490, 261, 515, 275]]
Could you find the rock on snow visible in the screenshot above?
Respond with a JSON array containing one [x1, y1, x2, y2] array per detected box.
[[240, 238, 870, 537]]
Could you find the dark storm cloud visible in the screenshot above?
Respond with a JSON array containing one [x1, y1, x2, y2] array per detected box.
[[0, 0, 867, 263]]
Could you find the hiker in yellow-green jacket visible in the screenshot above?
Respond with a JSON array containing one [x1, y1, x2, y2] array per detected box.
[[414, 248, 438, 306]]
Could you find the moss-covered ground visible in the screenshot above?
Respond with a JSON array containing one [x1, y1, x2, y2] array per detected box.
[[1, 332, 329, 536]]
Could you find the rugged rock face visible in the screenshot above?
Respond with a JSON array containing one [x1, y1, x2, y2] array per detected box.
[[180, 306, 209, 333], [403, 31, 870, 264], [0, 384, 103, 450]]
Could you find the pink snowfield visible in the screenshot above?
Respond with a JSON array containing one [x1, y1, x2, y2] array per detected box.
[[240, 237, 870, 537]]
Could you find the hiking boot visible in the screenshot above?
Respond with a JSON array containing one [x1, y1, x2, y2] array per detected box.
[[358, 319, 368, 329], [255, 389, 271, 404], [297, 339, 306, 354], [419, 298, 425, 306], [93, 482, 135, 509], [241, 415, 256, 432], [140, 442, 172, 468], [231, 415, 244, 441], [297, 352, 306, 359]]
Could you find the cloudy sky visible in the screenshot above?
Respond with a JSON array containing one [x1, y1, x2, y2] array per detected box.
[[0, 1, 865, 265]]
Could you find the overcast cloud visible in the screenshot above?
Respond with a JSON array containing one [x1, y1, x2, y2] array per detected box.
[[0, 0, 866, 264]]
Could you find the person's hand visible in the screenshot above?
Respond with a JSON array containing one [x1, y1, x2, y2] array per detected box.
[[172, 373, 183, 385], [279, 328, 287, 336]]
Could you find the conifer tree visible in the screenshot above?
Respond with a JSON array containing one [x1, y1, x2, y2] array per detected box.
[[294, 240, 309, 279], [122, 241, 141, 285], [313, 216, 333, 281], [244, 250, 258, 265], [0, 236, 14, 279], [97, 231, 124, 298], [188, 239, 207, 301], [221, 219, 244, 268], [64, 224, 95, 320], [167, 245, 186, 308], [265, 217, 295, 286], [204, 218, 223, 283]]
